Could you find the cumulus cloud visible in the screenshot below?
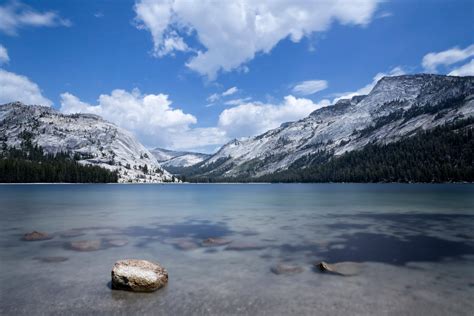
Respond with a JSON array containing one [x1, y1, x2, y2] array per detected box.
[[333, 66, 406, 103], [217, 95, 330, 139], [133, 0, 188, 57], [0, 68, 52, 106], [422, 44, 474, 73], [448, 59, 474, 76], [0, 1, 71, 35], [0, 44, 9, 64], [134, 0, 380, 78], [292, 80, 328, 96], [59, 87, 332, 151], [59, 88, 226, 151], [60, 89, 197, 138]]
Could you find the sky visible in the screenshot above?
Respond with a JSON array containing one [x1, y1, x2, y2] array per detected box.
[[0, 0, 473, 153]]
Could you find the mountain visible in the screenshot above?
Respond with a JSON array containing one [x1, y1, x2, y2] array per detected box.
[[185, 74, 474, 180], [150, 147, 210, 169], [0, 102, 176, 183]]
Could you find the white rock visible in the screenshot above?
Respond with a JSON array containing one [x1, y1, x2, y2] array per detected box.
[[111, 259, 168, 292]]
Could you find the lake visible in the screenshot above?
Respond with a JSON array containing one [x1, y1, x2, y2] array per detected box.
[[1, 184, 473, 315]]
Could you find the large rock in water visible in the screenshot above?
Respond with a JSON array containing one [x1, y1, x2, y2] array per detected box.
[[111, 259, 168, 292]]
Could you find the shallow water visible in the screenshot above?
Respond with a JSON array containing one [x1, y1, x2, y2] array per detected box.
[[0, 184, 473, 315]]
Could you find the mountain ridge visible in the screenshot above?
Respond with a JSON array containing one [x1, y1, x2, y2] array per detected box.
[[2, 74, 473, 183], [183, 74, 474, 179]]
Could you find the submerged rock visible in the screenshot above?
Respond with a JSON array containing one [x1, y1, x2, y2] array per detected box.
[[173, 239, 199, 251], [68, 240, 102, 251], [111, 259, 168, 292], [226, 242, 265, 251], [104, 238, 129, 247], [59, 229, 86, 238], [271, 263, 304, 275], [33, 256, 69, 263], [202, 237, 232, 247], [22, 231, 53, 241], [317, 261, 361, 276]]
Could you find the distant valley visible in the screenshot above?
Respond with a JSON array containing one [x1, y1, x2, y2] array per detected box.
[[150, 148, 210, 172]]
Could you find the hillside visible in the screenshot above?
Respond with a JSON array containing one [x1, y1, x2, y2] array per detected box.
[[0, 102, 176, 183]]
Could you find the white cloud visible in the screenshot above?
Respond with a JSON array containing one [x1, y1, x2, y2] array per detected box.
[[206, 86, 240, 104], [448, 59, 474, 77], [60, 89, 196, 139], [422, 44, 474, 73], [0, 68, 52, 106], [217, 95, 330, 139], [59, 88, 226, 151], [59, 88, 333, 150], [206, 93, 219, 103], [164, 127, 227, 152], [0, 44, 9, 64], [292, 80, 328, 95], [134, 0, 380, 78], [376, 11, 393, 19], [333, 66, 405, 103], [0, 1, 71, 35], [133, 0, 188, 57], [224, 97, 252, 106], [222, 86, 238, 97]]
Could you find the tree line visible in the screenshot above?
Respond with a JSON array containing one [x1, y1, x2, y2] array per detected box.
[[0, 132, 118, 183]]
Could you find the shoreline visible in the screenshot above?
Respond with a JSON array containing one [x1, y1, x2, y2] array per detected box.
[[0, 182, 472, 185]]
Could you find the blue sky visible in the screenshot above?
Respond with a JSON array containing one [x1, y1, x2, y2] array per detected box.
[[0, 0, 473, 152]]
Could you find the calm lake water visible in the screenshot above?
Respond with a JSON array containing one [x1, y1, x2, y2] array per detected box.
[[1, 184, 473, 315]]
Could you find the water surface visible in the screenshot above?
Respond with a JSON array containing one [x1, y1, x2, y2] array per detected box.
[[1, 184, 473, 315]]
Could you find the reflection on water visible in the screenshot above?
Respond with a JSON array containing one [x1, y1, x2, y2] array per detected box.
[[0, 184, 473, 315]]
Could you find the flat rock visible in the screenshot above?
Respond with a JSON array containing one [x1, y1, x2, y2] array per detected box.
[[317, 261, 362, 276], [22, 231, 53, 241], [202, 237, 232, 247], [111, 259, 168, 292], [68, 240, 102, 251], [271, 263, 304, 275]]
